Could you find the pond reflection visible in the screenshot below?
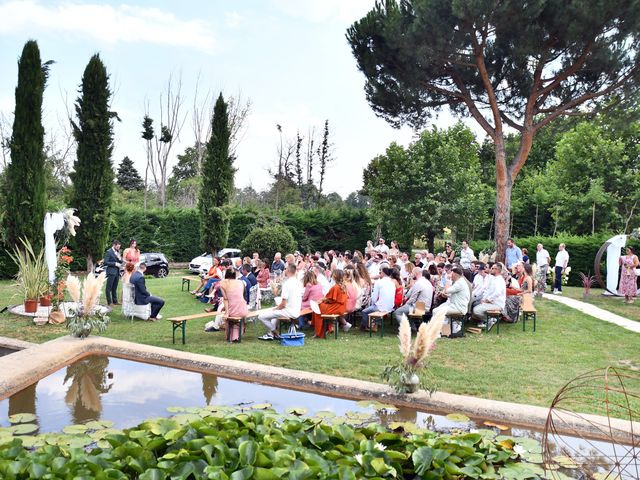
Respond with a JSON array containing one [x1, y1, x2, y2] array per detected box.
[[63, 356, 113, 424]]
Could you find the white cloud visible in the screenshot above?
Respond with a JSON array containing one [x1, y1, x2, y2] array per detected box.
[[224, 11, 243, 29], [0, 1, 216, 53], [270, 0, 375, 25]]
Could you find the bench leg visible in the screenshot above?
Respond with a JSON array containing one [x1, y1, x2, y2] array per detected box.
[[523, 314, 526, 331], [334, 319, 338, 339], [496, 316, 500, 334], [181, 321, 186, 344], [533, 313, 536, 332], [172, 323, 176, 344], [239, 318, 244, 343], [380, 315, 385, 338]]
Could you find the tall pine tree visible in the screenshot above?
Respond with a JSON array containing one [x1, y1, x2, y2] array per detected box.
[[116, 156, 144, 191], [198, 93, 234, 254], [70, 54, 115, 273], [4, 40, 49, 251]]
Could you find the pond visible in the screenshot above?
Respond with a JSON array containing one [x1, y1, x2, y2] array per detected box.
[[0, 355, 630, 478]]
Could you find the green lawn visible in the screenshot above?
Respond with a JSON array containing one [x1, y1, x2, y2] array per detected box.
[[0, 271, 638, 414], [559, 286, 640, 322]]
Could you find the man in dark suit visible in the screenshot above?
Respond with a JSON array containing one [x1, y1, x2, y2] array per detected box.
[[104, 239, 122, 306], [130, 263, 165, 321], [240, 263, 257, 303]]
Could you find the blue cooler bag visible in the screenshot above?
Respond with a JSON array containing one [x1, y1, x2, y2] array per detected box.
[[281, 325, 305, 346]]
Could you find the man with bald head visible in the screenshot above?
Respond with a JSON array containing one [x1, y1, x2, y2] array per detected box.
[[393, 268, 434, 331]]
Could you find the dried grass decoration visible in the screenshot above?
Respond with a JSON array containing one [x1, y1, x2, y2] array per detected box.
[[65, 272, 110, 338], [381, 308, 445, 394]]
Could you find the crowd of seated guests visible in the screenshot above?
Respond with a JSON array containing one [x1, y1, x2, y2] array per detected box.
[[191, 238, 535, 340]]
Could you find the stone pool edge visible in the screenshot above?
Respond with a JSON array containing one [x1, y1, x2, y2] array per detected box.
[[0, 335, 635, 444]]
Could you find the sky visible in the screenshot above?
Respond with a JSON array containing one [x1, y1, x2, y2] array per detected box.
[[0, 0, 467, 197]]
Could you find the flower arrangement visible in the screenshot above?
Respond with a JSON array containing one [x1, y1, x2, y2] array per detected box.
[[65, 272, 110, 338], [561, 266, 571, 286], [51, 246, 73, 311], [381, 309, 445, 394]]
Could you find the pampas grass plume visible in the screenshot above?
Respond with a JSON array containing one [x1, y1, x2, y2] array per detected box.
[[398, 315, 412, 359], [66, 274, 81, 303], [413, 308, 445, 365]]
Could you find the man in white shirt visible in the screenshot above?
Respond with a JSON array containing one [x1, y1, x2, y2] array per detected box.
[[473, 263, 506, 327], [459, 240, 475, 270], [434, 266, 471, 336], [553, 243, 569, 294], [471, 263, 489, 305], [535, 243, 551, 296], [374, 238, 390, 254], [393, 268, 434, 328], [360, 267, 395, 330], [258, 264, 303, 340], [367, 254, 382, 280]]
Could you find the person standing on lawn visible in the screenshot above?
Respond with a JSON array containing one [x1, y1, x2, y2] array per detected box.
[[104, 239, 122, 306], [619, 246, 639, 303], [553, 243, 569, 294]]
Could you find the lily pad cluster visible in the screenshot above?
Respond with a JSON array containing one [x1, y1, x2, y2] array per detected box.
[[0, 405, 569, 479]]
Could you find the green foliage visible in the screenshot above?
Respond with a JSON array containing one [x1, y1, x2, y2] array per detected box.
[[69, 54, 115, 268], [8, 238, 48, 301], [199, 93, 234, 253], [240, 225, 296, 261], [0, 406, 543, 479], [363, 124, 493, 247], [4, 40, 48, 251], [116, 156, 144, 191]]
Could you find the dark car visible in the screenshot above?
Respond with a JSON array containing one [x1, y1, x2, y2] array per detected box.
[[140, 253, 169, 278]]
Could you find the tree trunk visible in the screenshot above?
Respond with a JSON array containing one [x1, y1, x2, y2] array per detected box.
[[591, 202, 596, 235], [534, 204, 539, 236], [494, 143, 512, 264], [86, 253, 94, 277], [426, 230, 435, 253]]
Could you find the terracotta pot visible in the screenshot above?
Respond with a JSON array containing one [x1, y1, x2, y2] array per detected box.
[[24, 299, 39, 313], [39, 296, 52, 307]]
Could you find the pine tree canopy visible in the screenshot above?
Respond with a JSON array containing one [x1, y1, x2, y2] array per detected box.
[[117, 156, 144, 191]]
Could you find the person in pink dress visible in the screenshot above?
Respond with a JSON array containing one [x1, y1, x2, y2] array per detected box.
[[298, 270, 323, 329], [619, 246, 639, 303], [256, 259, 271, 288], [122, 239, 141, 283], [219, 269, 249, 341]]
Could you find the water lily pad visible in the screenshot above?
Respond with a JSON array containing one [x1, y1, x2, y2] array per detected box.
[[171, 413, 203, 424], [63, 424, 88, 435], [89, 428, 120, 440], [483, 420, 509, 430], [376, 403, 399, 412], [8, 413, 37, 424], [251, 403, 272, 410], [85, 420, 114, 430], [314, 411, 336, 419], [10, 423, 38, 435], [552, 455, 579, 469], [445, 413, 470, 423], [166, 406, 186, 413], [97, 439, 112, 449], [285, 407, 308, 416], [389, 421, 420, 434], [473, 428, 498, 439], [356, 400, 379, 408]]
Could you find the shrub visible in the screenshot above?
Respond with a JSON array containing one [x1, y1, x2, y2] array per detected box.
[[241, 225, 296, 261]]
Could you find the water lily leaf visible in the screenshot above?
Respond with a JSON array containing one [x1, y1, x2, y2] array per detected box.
[[315, 411, 336, 419], [376, 403, 399, 412], [166, 406, 186, 413], [389, 421, 420, 434], [8, 413, 37, 424], [446, 413, 470, 423], [498, 439, 515, 450], [483, 420, 509, 431], [97, 439, 112, 449], [356, 400, 379, 408], [498, 462, 544, 480], [172, 413, 203, 424], [63, 424, 88, 434], [552, 455, 579, 469], [84, 420, 114, 429], [285, 407, 308, 416], [371, 457, 396, 476], [251, 403, 272, 410], [18, 435, 45, 448], [89, 428, 121, 440], [239, 440, 258, 466], [473, 428, 498, 439], [10, 423, 38, 435]]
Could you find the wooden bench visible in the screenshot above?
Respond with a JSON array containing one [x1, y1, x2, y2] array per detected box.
[[181, 276, 193, 292], [487, 309, 502, 333], [521, 294, 537, 332], [168, 308, 268, 344], [407, 301, 426, 326], [367, 311, 390, 338], [320, 314, 344, 339], [225, 317, 245, 343], [277, 307, 313, 334], [446, 312, 466, 338]]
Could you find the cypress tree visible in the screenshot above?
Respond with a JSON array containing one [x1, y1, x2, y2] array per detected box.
[[70, 54, 115, 273], [116, 156, 144, 191], [4, 40, 48, 251], [198, 93, 234, 254]]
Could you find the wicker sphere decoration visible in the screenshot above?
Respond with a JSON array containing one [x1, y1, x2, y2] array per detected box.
[[543, 366, 640, 479]]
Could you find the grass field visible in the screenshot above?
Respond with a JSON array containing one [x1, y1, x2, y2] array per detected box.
[[0, 271, 638, 414]]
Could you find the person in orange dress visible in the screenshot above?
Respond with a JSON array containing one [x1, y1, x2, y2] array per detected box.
[[122, 239, 141, 283], [311, 270, 351, 338]]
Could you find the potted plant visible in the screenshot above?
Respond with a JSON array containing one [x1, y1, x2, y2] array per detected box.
[[381, 309, 445, 394], [9, 238, 48, 313], [579, 271, 597, 300], [65, 272, 110, 338]]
